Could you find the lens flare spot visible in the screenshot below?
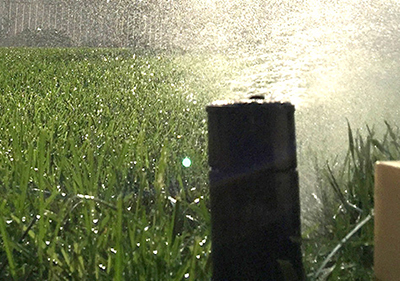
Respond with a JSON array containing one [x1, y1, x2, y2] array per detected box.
[[182, 157, 192, 168]]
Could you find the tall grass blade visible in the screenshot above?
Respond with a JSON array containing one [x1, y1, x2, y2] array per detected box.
[[114, 195, 124, 281], [313, 212, 373, 280], [0, 201, 16, 278], [346, 119, 355, 163]]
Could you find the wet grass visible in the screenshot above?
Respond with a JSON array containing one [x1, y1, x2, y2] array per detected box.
[[0, 48, 213, 280], [0, 47, 397, 280], [304, 122, 400, 280]]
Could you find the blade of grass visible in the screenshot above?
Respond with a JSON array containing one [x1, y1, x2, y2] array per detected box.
[[0, 200, 16, 278], [313, 212, 373, 280], [114, 195, 124, 281]]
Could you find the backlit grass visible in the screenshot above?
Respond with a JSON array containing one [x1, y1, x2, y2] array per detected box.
[[0, 47, 397, 280], [304, 122, 400, 280], [0, 48, 212, 280]]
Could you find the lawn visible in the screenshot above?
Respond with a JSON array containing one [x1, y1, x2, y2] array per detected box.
[[0, 47, 395, 280], [0, 48, 213, 280]]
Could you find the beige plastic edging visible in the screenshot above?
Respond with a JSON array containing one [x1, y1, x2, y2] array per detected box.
[[374, 161, 400, 281]]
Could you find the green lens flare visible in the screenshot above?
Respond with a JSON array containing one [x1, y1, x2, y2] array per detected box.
[[182, 157, 192, 168]]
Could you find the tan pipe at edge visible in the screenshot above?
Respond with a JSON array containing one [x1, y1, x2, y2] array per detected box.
[[374, 161, 400, 281]]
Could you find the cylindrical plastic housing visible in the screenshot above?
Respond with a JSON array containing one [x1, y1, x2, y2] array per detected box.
[[207, 100, 304, 281]]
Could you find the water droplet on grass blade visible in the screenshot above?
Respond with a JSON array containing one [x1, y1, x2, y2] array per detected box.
[[168, 196, 177, 204]]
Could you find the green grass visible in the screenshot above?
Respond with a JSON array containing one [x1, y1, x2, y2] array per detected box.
[[303, 121, 400, 280], [0, 48, 213, 280], [0, 47, 399, 280]]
